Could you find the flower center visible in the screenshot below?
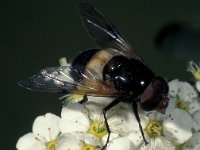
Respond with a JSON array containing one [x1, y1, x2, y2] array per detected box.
[[87, 120, 107, 139], [46, 140, 57, 150], [175, 97, 189, 112], [145, 120, 163, 138], [81, 144, 96, 150]]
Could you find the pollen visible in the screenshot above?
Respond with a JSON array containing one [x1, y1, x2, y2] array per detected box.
[[145, 120, 163, 138], [72, 94, 84, 101], [46, 140, 58, 150], [87, 120, 107, 140], [81, 144, 97, 150], [62, 93, 85, 105], [187, 60, 200, 81]]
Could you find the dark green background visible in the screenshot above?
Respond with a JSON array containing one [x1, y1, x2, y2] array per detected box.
[[1, 0, 200, 149]]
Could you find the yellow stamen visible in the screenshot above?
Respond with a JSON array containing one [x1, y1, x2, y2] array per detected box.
[[187, 60, 200, 80], [46, 140, 57, 150], [175, 98, 189, 112], [88, 120, 107, 140], [71, 94, 84, 101], [62, 93, 85, 105], [145, 120, 163, 138]]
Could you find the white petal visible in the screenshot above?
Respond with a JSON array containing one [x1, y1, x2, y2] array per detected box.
[[140, 137, 175, 150], [84, 100, 104, 121], [16, 133, 46, 150], [107, 103, 139, 134], [179, 82, 197, 101], [165, 97, 176, 115], [102, 133, 136, 150], [182, 132, 200, 150], [127, 131, 144, 147], [72, 133, 101, 146], [188, 98, 200, 114], [168, 79, 181, 98], [107, 102, 130, 117], [85, 96, 115, 109], [107, 137, 136, 150], [57, 133, 83, 150], [194, 145, 200, 150], [195, 81, 200, 93], [163, 109, 192, 144], [59, 103, 90, 133], [141, 110, 165, 123], [168, 79, 198, 101], [32, 113, 60, 142], [102, 133, 118, 145], [84, 97, 116, 123], [193, 110, 200, 131]]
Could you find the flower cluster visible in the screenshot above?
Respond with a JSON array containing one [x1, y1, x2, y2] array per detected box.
[[16, 60, 200, 150]]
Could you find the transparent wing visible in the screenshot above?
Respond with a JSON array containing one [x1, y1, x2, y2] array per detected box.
[[78, 3, 142, 60], [18, 65, 118, 97]]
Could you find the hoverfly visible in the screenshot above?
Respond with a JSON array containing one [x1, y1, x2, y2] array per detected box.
[[18, 3, 169, 149]]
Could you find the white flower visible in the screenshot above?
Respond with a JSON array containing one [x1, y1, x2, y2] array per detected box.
[[167, 79, 200, 132], [181, 132, 200, 150], [167, 79, 200, 115], [127, 108, 193, 150], [16, 113, 60, 150], [195, 81, 200, 93], [59, 97, 137, 149], [16, 113, 100, 150]]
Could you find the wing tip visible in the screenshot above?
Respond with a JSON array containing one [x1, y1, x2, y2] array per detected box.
[[17, 79, 32, 90]]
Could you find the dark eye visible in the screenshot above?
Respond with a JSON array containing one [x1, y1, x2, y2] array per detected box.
[[139, 76, 168, 111], [140, 91, 162, 111]]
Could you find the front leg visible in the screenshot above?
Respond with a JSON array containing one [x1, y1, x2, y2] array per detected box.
[[132, 102, 148, 145], [102, 98, 121, 150]]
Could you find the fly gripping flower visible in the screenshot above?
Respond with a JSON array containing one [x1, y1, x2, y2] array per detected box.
[[59, 98, 137, 149], [127, 108, 193, 150]]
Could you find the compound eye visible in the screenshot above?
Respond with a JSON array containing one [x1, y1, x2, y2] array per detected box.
[[139, 77, 168, 112], [140, 85, 162, 111]]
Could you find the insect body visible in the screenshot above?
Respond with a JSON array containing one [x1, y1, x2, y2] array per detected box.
[[18, 3, 169, 149]]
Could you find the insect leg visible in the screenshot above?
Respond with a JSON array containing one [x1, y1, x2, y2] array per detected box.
[[132, 102, 148, 145], [79, 95, 88, 104], [102, 98, 121, 150]]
